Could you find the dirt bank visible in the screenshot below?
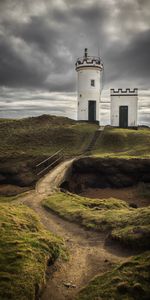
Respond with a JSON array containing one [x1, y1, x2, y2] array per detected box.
[[80, 186, 150, 207], [61, 157, 150, 193], [0, 155, 63, 194]]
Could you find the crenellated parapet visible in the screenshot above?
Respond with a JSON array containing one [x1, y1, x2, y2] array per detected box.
[[75, 56, 103, 71], [110, 87, 138, 127], [110, 88, 138, 96], [75, 48, 103, 71]]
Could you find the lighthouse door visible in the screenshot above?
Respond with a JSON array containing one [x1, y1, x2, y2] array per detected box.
[[119, 106, 128, 128], [88, 101, 96, 122]]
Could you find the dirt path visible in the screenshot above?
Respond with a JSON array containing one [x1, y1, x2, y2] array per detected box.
[[18, 159, 135, 300]]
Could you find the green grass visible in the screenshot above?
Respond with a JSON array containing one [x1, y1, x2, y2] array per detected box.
[[0, 115, 98, 189], [0, 116, 150, 192], [93, 127, 150, 158], [77, 251, 150, 300], [0, 193, 28, 203], [0, 195, 20, 203], [0, 115, 98, 158], [0, 203, 65, 300], [43, 192, 150, 249]]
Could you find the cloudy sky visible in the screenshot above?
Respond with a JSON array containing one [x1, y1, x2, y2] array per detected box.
[[0, 0, 150, 125]]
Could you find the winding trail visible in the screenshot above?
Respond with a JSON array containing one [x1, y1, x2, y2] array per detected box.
[[18, 159, 134, 300]]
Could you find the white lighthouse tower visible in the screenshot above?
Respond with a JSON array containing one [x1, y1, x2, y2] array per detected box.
[[75, 48, 103, 123]]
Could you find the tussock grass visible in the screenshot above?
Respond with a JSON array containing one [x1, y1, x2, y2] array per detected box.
[[0, 203, 65, 300], [77, 251, 150, 300], [43, 192, 150, 249]]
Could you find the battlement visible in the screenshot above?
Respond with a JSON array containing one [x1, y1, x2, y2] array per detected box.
[[75, 56, 103, 71], [110, 88, 138, 96], [75, 48, 103, 71]]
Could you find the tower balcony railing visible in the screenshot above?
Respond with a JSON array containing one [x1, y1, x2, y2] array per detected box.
[[75, 56, 103, 70]]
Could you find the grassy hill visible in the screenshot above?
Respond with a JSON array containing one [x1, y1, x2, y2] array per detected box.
[[0, 115, 98, 191], [0, 115, 98, 158], [93, 127, 150, 158], [0, 115, 149, 193]]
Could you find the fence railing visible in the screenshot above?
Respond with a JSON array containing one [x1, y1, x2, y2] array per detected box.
[[35, 149, 64, 177]]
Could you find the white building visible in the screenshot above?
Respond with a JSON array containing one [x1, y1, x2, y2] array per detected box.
[[75, 48, 103, 123], [111, 88, 138, 128]]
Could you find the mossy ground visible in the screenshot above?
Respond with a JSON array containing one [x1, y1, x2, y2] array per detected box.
[[0, 202, 65, 300], [77, 251, 150, 300], [93, 127, 150, 158], [0, 115, 98, 158], [43, 192, 150, 249]]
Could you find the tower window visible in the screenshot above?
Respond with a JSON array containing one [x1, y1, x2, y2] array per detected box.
[[91, 79, 95, 87]]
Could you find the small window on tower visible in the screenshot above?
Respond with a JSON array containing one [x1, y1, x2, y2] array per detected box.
[[91, 79, 95, 87]]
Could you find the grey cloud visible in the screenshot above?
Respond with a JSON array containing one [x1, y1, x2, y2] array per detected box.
[[0, 0, 149, 124], [0, 35, 47, 88], [103, 29, 150, 88]]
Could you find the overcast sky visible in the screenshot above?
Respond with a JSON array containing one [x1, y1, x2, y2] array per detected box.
[[0, 0, 150, 125]]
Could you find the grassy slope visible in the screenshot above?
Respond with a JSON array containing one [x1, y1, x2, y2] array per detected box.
[[0, 202, 65, 300], [0, 115, 98, 189], [0, 116, 150, 191], [0, 116, 149, 160], [93, 127, 150, 158], [0, 115, 98, 158], [77, 251, 150, 300], [43, 192, 150, 249]]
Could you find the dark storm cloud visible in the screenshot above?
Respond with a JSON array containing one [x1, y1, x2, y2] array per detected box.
[[0, 33, 48, 88], [0, 0, 150, 89], [0, 0, 149, 123], [104, 29, 150, 87]]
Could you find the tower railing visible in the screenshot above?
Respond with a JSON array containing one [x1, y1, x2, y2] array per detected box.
[[75, 56, 103, 70]]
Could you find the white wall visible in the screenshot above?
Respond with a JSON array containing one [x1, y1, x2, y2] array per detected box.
[[77, 67, 101, 121], [111, 92, 138, 127]]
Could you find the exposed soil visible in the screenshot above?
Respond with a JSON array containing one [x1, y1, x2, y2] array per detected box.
[[63, 157, 150, 194], [80, 186, 150, 207], [16, 159, 139, 300], [0, 153, 63, 190]]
